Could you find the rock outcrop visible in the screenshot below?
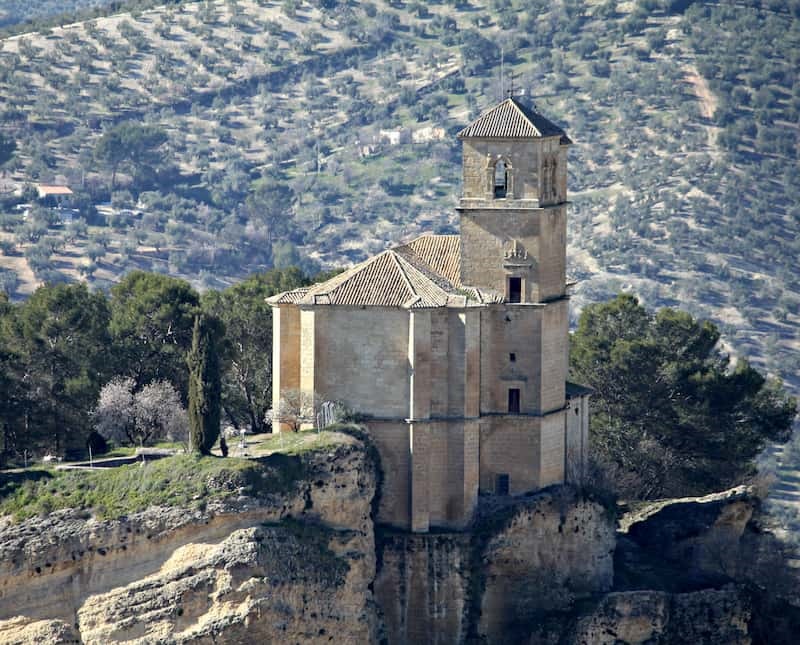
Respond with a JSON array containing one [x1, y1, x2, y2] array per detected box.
[[374, 489, 616, 644], [374, 533, 472, 645], [0, 438, 379, 644], [618, 485, 755, 583], [1, 438, 796, 645], [478, 490, 615, 641], [570, 586, 751, 645]]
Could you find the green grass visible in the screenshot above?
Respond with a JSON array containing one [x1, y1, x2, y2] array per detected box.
[[0, 430, 354, 522], [85, 441, 182, 460], [0, 452, 306, 522], [253, 428, 343, 456], [100, 446, 137, 458]]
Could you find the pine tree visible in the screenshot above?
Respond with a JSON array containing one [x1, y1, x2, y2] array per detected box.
[[186, 314, 223, 455]]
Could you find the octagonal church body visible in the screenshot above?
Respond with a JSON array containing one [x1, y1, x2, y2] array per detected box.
[[269, 98, 590, 533]]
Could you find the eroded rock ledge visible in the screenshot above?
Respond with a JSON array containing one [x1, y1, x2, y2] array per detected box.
[[1, 440, 797, 644], [0, 439, 379, 644]]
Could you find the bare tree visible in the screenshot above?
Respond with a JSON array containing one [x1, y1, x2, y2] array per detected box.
[[266, 388, 315, 432]]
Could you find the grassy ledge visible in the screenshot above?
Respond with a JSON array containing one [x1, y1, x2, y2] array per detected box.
[[0, 451, 301, 522]]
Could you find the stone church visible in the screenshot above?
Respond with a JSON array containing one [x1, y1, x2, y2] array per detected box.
[[269, 97, 590, 533]]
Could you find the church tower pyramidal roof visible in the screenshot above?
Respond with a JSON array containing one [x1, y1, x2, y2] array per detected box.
[[457, 97, 571, 144]]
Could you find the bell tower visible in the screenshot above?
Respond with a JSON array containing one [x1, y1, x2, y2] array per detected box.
[[457, 97, 571, 303]]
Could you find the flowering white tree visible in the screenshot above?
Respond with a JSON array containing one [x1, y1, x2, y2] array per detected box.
[[92, 377, 136, 444], [134, 381, 188, 446], [93, 379, 188, 446]]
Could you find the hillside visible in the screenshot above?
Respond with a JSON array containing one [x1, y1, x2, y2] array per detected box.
[[0, 1, 117, 30], [0, 0, 798, 392]]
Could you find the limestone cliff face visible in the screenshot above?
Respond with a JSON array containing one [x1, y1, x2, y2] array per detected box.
[[614, 486, 800, 645], [618, 485, 756, 581], [478, 491, 615, 641], [0, 444, 794, 645], [0, 441, 379, 644], [375, 534, 472, 645], [374, 490, 616, 644], [570, 587, 751, 645]]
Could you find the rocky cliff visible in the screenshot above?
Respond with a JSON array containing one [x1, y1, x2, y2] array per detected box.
[[0, 436, 379, 644], [0, 438, 796, 645], [374, 490, 615, 644]]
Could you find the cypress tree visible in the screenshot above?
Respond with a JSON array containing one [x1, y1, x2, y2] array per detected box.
[[187, 314, 223, 455]]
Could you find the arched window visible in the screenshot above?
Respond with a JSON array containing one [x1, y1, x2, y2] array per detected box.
[[494, 159, 508, 198]]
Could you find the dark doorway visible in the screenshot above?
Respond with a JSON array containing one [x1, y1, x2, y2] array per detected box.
[[508, 388, 520, 414], [508, 277, 522, 303], [496, 474, 510, 495]]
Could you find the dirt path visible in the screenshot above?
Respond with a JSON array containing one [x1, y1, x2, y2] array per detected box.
[[684, 64, 721, 150], [684, 67, 718, 119]]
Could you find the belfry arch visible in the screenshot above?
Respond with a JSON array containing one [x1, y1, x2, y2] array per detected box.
[[486, 155, 513, 199]]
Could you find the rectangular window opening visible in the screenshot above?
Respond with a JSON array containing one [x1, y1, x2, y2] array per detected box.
[[496, 474, 510, 496], [509, 353, 516, 362], [508, 388, 520, 414], [508, 277, 522, 303]]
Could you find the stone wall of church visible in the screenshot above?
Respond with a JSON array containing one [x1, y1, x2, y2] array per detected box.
[[479, 305, 543, 415], [369, 419, 480, 532], [429, 309, 450, 417], [478, 416, 542, 494], [424, 420, 480, 529], [464, 310, 481, 418], [539, 299, 568, 413], [368, 421, 411, 528], [459, 206, 567, 304], [429, 309, 481, 420], [540, 410, 567, 486], [459, 209, 541, 301], [301, 307, 410, 418], [477, 410, 567, 494], [477, 301, 567, 419], [537, 205, 567, 301], [566, 394, 590, 483], [272, 304, 301, 432]]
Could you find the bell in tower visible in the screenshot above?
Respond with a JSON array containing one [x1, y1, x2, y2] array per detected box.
[[456, 97, 571, 304]]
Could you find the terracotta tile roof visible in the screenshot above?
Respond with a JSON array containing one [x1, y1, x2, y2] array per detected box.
[[399, 234, 462, 286], [462, 286, 505, 304], [266, 287, 309, 305], [268, 234, 510, 308], [566, 382, 594, 398], [398, 235, 503, 302], [294, 244, 469, 308], [457, 97, 571, 143]]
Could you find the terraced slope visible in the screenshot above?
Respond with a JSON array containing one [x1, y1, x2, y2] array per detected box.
[[0, 0, 797, 394]]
